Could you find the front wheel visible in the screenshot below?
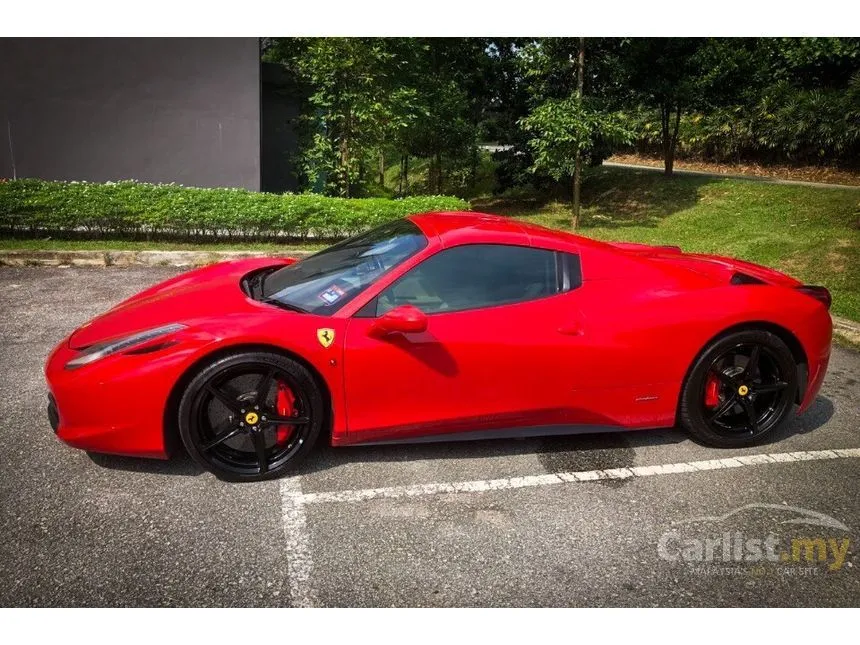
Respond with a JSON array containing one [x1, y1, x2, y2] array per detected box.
[[178, 352, 325, 481], [679, 330, 798, 448]]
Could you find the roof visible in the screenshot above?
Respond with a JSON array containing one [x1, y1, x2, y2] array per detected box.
[[407, 210, 616, 254]]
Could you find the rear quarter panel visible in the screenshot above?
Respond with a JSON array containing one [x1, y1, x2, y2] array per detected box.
[[571, 274, 830, 428]]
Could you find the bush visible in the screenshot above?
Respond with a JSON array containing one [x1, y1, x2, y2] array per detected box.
[[0, 180, 469, 242]]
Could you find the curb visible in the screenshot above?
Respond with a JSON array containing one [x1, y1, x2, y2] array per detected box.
[[0, 249, 314, 268], [833, 316, 860, 345], [834, 317, 860, 334], [602, 162, 860, 190]]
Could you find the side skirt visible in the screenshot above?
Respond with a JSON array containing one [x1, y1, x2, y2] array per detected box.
[[346, 423, 662, 447]]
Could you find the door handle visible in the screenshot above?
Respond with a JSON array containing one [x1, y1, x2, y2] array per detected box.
[[557, 322, 584, 336]]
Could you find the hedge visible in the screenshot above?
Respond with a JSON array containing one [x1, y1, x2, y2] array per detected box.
[[0, 179, 470, 241]]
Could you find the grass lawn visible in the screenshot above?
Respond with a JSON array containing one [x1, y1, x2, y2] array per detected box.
[[473, 167, 859, 321]]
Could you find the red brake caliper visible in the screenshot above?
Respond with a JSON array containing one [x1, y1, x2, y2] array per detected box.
[[275, 381, 296, 445], [704, 373, 720, 408]]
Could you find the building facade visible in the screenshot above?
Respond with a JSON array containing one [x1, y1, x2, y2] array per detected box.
[[0, 38, 297, 191]]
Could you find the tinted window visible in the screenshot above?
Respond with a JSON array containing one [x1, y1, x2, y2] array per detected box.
[[376, 244, 559, 315], [262, 219, 427, 315]]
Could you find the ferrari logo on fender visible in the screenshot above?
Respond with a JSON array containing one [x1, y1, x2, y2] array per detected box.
[[738, 385, 749, 396], [317, 328, 335, 348]]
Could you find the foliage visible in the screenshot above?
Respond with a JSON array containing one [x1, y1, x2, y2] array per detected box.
[[520, 98, 632, 181], [622, 38, 860, 168], [488, 38, 630, 194], [260, 37, 860, 195], [264, 38, 490, 198], [626, 71, 860, 166], [280, 38, 424, 197], [0, 180, 468, 242], [620, 38, 718, 174]]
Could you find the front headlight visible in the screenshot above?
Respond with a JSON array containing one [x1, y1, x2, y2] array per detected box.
[[65, 323, 186, 369]]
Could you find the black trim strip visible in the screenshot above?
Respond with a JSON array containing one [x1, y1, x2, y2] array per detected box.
[[349, 423, 652, 447]]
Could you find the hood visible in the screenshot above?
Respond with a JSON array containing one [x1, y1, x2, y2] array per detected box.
[[609, 242, 801, 288], [68, 257, 294, 349]]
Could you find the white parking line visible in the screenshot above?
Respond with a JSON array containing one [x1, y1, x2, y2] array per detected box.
[[279, 447, 860, 606], [298, 448, 860, 505], [279, 477, 317, 608]]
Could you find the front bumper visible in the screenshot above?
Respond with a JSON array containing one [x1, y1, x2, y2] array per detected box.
[[44, 332, 214, 459]]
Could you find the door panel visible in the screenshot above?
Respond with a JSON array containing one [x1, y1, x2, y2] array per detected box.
[[342, 294, 589, 444]]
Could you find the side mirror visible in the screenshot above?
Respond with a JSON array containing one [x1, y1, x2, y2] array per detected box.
[[369, 304, 428, 337]]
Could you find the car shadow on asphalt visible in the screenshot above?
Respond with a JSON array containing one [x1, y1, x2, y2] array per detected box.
[[86, 450, 205, 477], [294, 395, 837, 478], [83, 396, 835, 480]]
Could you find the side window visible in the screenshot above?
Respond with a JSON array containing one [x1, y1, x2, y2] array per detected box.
[[376, 244, 563, 316]]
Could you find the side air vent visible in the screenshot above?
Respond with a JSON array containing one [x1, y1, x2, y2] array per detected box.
[[730, 272, 766, 285]]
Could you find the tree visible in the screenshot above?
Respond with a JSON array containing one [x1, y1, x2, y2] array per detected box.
[[516, 38, 631, 222], [406, 38, 488, 194], [520, 97, 631, 224], [572, 37, 585, 226], [621, 38, 761, 176], [265, 37, 488, 197], [265, 38, 422, 197], [622, 38, 704, 176]]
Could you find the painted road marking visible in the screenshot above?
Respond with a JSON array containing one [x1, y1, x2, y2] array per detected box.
[[291, 448, 860, 506], [279, 447, 860, 606], [279, 477, 317, 608]]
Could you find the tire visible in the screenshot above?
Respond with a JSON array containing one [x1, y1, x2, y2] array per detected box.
[[177, 351, 325, 482], [679, 329, 798, 448]]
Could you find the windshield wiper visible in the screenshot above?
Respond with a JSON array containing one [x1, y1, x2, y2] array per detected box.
[[261, 298, 309, 314]]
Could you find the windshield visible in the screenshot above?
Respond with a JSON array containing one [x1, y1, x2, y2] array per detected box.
[[261, 219, 428, 315]]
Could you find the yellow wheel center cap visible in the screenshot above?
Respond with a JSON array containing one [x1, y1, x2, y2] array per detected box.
[[245, 412, 259, 425], [738, 385, 749, 396]]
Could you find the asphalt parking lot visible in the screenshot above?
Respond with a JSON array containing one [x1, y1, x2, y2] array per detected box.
[[1, 265, 858, 607]]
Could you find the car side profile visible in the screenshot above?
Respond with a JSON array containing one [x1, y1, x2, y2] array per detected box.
[[45, 212, 832, 481]]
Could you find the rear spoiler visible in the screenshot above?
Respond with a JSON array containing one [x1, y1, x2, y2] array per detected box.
[[731, 272, 831, 309]]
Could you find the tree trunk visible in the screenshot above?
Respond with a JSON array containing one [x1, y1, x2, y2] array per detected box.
[[469, 145, 478, 190], [340, 108, 352, 197], [662, 103, 682, 177], [339, 136, 350, 197], [572, 36, 585, 229], [661, 105, 671, 176], [434, 149, 443, 193], [378, 150, 385, 187]]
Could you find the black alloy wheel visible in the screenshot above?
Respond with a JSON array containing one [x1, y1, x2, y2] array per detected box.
[[178, 352, 324, 481], [679, 330, 798, 448]]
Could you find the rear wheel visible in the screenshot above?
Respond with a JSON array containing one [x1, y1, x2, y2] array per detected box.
[[178, 352, 324, 481], [679, 330, 798, 448]]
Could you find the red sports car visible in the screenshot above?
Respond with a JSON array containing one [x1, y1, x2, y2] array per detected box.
[[45, 212, 832, 481]]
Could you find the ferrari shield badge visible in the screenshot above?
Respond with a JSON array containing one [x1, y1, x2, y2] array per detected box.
[[317, 328, 335, 348]]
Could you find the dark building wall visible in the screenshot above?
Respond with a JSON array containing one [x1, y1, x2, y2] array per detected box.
[[0, 38, 261, 189], [261, 63, 301, 193]]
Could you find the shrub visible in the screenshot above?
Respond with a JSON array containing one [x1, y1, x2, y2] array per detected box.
[[0, 180, 469, 242]]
